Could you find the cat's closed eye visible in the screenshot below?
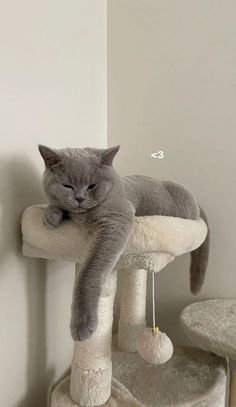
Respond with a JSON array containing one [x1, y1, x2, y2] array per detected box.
[[62, 184, 75, 190], [87, 184, 97, 190]]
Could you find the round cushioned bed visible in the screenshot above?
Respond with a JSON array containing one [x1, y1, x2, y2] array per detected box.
[[22, 204, 207, 272]]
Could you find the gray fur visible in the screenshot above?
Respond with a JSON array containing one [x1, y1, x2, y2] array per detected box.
[[38, 145, 209, 341]]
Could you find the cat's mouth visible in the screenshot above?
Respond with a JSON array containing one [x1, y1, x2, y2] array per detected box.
[[64, 197, 98, 213]]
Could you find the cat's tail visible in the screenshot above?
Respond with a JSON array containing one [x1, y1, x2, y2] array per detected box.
[[190, 206, 210, 295]]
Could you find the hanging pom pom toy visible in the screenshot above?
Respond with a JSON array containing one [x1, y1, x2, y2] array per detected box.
[[136, 272, 174, 365]]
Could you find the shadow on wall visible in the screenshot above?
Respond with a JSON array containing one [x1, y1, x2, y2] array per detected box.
[[0, 155, 54, 407], [0, 155, 45, 262], [18, 259, 55, 407]]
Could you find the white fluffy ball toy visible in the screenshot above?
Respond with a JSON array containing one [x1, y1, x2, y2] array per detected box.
[[136, 273, 174, 365], [137, 326, 173, 364]]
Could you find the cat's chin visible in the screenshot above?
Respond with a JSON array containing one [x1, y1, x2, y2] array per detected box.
[[70, 206, 90, 214]]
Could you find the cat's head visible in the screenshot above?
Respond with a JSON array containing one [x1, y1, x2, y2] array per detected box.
[[38, 145, 121, 213]]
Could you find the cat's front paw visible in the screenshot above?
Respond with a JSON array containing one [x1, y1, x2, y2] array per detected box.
[[43, 206, 64, 229], [70, 312, 98, 341]]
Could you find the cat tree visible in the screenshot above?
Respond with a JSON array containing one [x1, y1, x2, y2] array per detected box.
[[21, 205, 227, 406]]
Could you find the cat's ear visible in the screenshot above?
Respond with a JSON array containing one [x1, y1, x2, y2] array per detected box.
[[38, 145, 61, 168], [100, 145, 120, 166]]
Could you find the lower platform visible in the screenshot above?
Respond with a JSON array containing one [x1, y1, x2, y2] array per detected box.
[[51, 346, 227, 407], [51, 376, 143, 406], [112, 346, 227, 406]]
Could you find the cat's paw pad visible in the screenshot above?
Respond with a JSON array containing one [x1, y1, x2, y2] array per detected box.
[[71, 322, 92, 341], [43, 208, 63, 228], [70, 315, 98, 342]]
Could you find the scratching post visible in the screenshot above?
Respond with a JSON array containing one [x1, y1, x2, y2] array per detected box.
[[118, 268, 147, 352], [21, 205, 227, 407], [70, 264, 117, 406]]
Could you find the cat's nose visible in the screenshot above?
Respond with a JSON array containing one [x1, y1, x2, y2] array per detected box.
[[76, 196, 85, 203]]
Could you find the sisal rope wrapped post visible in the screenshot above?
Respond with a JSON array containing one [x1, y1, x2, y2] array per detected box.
[[118, 268, 147, 352], [70, 264, 117, 407], [229, 361, 236, 407]]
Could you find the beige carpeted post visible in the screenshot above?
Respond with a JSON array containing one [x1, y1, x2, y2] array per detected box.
[[118, 268, 147, 352], [70, 264, 117, 407], [229, 361, 236, 407]]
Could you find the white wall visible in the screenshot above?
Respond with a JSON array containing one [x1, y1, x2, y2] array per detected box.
[[108, 1, 236, 343], [0, 1, 106, 406]]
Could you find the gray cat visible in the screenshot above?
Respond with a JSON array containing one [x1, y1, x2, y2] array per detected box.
[[39, 145, 209, 341]]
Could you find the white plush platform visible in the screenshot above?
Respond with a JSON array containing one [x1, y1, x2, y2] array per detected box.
[[180, 299, 236, 361], [51, 376, 144, 407], [51, 346, 227, 407], [22, 205, 207, 273], [180, 299, 236, 407]]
